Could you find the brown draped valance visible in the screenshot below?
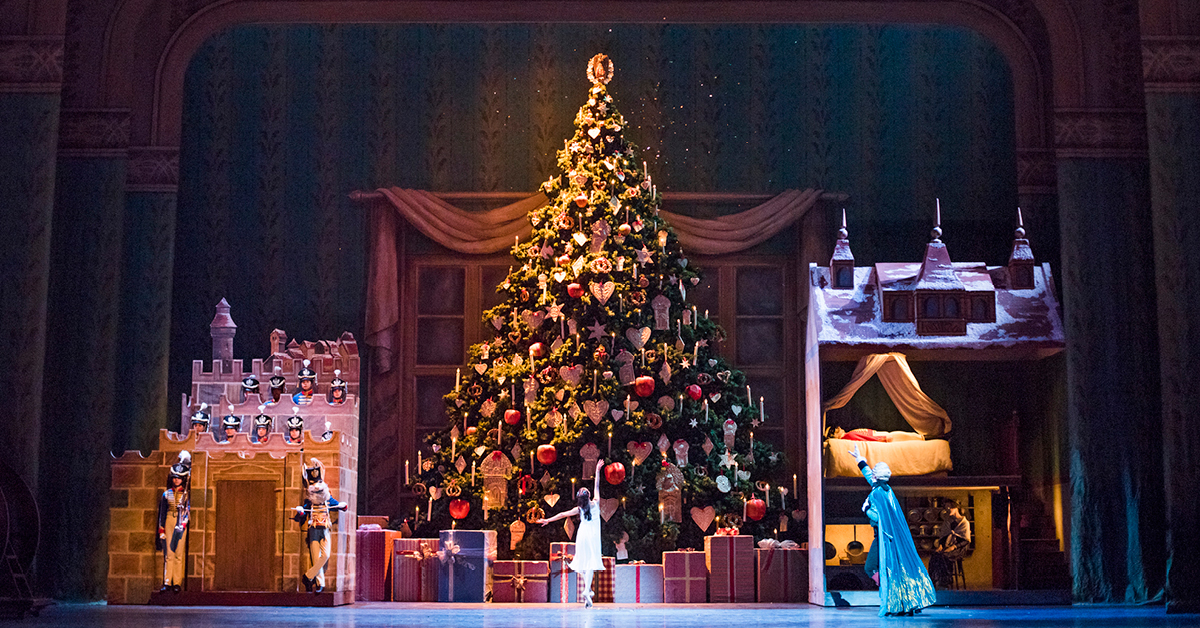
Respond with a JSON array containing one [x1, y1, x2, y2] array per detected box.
[[355, 186, 825, 370]]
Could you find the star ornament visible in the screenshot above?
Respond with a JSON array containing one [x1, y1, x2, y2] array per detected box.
[[588, 320, 608, 340], [546, 300, 565, 321], [719, 449, 738, 469], [689, 418, 698, 428], [636, 246, 653, 266]]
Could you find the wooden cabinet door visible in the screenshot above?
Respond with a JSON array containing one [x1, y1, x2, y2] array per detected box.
[[214, 480, 277, 591]]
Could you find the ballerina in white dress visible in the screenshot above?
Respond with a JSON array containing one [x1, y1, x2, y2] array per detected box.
[[539, 458, 605, 607]]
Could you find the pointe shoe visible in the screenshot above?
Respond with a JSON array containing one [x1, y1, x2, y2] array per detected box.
[[584, 591, 594, 608], [314, 584, 324, 594]]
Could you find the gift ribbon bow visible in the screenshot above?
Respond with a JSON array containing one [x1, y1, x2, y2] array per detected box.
[[495, 572, 549, 591], [549, 551, 575, 563], [715, 527, 740, 536], [437, 541, 478, 570]]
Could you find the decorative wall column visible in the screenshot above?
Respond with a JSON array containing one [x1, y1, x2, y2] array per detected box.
[[1055, 108, 1165, 603], [1143, 34, 1200, 614], [0, 35, 62, 493]]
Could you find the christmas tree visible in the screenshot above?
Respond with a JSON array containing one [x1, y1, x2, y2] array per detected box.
[[412, 55, 787, 560]]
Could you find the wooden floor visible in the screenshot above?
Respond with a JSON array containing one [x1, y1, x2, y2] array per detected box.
[[11, 602, 1195, 627]]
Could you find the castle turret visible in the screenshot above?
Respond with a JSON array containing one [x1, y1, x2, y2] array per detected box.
[[210, 298, 237, 373], [1008, 208, 1036, 289], [830, 209, 855, 289]]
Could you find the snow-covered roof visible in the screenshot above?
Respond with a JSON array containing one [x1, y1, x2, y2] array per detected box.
[[810, 264, 1065, 357]]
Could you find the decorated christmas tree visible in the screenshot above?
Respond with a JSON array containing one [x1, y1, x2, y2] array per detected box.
[[412, 55, 787, 560]]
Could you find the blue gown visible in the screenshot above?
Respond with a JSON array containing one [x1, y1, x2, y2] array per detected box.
[[860, 461, 936, 615]]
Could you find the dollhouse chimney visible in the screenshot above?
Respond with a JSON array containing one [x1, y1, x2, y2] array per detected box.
[[829, 209, 855, 289], [1008, 208, 1036, 289], [210, 298, 237, 373]]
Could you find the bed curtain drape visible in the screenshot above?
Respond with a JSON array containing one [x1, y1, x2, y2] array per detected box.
[[821, 352, 952, 436]]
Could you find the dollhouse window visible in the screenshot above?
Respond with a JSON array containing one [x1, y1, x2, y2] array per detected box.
[[922, 296, 940, 318], [971, 297, 988, 321], [835, 266, 853, 288], [890, 297, 910, 321], [945, 297, 959, 318]]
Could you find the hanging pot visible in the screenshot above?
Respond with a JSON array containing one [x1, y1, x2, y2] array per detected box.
[[847, 526, 865, 557], [823, 541, 837, 561]]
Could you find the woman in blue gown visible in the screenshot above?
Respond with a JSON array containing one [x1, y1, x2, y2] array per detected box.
[[850, 444, 936, 616]]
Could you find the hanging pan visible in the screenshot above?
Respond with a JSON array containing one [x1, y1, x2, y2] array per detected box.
[[846, 526, 865, 556]]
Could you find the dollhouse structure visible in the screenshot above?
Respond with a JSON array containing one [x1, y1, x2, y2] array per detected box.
[[107, 300, 360, 606]]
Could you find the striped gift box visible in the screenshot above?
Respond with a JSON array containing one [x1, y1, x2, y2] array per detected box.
[[393, 538, 439, 602], [705, 535, 755, 602], [663, 550, 707, 603], [549, 542, 577, 603], [613, 563, 664, 603], [755, 547, 807, 602], [356, 526, 402, 601]]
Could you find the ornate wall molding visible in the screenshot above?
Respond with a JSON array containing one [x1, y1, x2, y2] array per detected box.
[[0, 36, 63, 92], [126, 146, 179, 193], [1054, 108, 1147, 159], [1143, 36, 1200, 93], [57, 108, 130, 157], [1017, 148, 1057, 194]]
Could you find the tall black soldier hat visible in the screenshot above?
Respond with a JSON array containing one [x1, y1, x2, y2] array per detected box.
[[298, 359, 317, 385], [190, 403, 211, 431], [304, 457, 325, 485], [254, 405, 272, 431], [222, 405, 241, 431], [167, 451, 192, 488], [286, 407, 304, 432], [242, 373, 260, 396], [329, 369, 347, 402]]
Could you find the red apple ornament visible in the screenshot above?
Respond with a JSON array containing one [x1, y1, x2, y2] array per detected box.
[[466, 426, 477, 436], [634, 376, 655, 397], [745, 497, 766, 521], [504, 409, 522, 425], [449, 499, 471, 520], [537, 444, 557, 465], [530, 342, 546, 358], [604, 462, 626, 485], [686, 384, 703, 401], [567, 283, 584, 298]]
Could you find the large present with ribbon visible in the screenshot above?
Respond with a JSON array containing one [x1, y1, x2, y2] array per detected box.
[[549, 542, 577, 603], [663, 550, 707, 603], [705, 534, 755, 602], [755, 541, 807, 602], [613, 563, 664, 603], [576, 556, 616, 603], [356, 524, 402, 601], [393, 538, 438, 602], [437, 530, 496, 602], [492, 560, 550, 603]]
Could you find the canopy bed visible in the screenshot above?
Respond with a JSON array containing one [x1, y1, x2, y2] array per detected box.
[[804, 218, 1066, 605]]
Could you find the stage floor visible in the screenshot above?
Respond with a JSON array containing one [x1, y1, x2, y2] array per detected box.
[[12, 603, 1194, 628]]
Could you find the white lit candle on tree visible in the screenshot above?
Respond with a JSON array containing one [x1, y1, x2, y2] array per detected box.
[[405, 460, 410, 485], [659, 503, 664, 524], [608, 431, 613, 457], [793, 473, 798, 494], [760, 396, 764, 422], [427, 494, 433, 521], [456, 368, 461, 391], [471, 461, 476, 485]]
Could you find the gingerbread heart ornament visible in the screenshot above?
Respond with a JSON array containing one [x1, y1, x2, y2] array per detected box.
[[626, 326, 652, 349], [559, 365, 583, 387], [627, 441, 653, 465], [590, 281, 616, 304], [690, 506, 716, 532], [599, 498, 619, 522], [583, 399, 609, 425]]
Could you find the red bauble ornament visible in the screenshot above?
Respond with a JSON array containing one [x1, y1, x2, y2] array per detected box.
[[745, 498, 766, 521], [449, 499, 471, 520], [530, 342, 546, 357], [504, 409, 522, 425], [618, 223, 632, 236], [685, 384, 703, 401], [466, 426, 477, 436], [567, 283, 584, 298], [604, 462, 626, 485], [634, 376, 656, 397], [537, 444, 557, 465], [574, 194, 589, 207], [557, 254, 572, 266]]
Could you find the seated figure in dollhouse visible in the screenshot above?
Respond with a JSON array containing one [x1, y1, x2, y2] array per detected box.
[[293, 360, 316, 404], [286, 410, 304, 444], [252, 407, 272, 444]]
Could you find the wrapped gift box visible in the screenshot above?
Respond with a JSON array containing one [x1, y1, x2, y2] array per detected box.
[[705, 534, 756, 602], [492, 560, 550, 603], [437, 530, 496, 602], [613, 563, 664, 603], [756, 547, 807, 602], [663, 550, 707, 603], [549, 542, 577, 603], [576, 556, 616, 603], [356, 525, 402, 601], [393, 538, 438, 602]]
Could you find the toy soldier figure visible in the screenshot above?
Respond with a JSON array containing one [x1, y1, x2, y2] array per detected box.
[[293, 458, 348, 593], [286, 408, 304, 444], [269, 365, 287, 403], [157, 451, 191, 593], [293, 359, 316, 404], [252, 406, 272, 444], [328, 369, 347, 405], [189, 403, 211, 433], [219, 406, 240, 443], [241, 373, 260, 402]]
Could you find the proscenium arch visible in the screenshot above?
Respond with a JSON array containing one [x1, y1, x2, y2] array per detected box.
[[127, 0, 1059, 151]]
